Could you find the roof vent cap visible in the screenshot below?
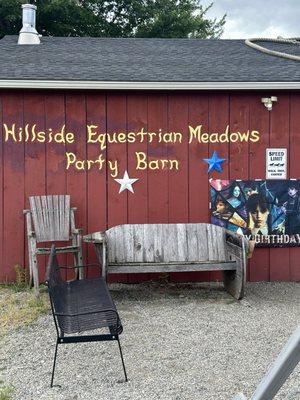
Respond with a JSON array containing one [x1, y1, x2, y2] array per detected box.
[[18, 4, 40, 45]]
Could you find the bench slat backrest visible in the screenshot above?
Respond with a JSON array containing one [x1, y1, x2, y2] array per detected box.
[[29, 195, 71, 242], [106, 223, 226, 263]]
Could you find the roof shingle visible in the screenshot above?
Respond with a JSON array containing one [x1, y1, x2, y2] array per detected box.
[[0, 36, 299, 82]]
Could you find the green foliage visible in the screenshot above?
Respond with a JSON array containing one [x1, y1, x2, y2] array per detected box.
[[0, 0, 225, 39], [0, 0, 23, 38]]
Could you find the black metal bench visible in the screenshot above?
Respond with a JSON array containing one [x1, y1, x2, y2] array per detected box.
[[45, 244, 127, 387]]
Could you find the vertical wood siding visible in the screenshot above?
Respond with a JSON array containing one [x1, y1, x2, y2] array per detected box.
[[0, 90, 299, 283]]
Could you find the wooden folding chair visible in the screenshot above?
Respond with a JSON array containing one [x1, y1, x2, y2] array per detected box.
[[24, 195, 83, 294]]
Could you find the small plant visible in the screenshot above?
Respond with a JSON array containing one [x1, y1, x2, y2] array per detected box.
[[14, 264, 29, 290]]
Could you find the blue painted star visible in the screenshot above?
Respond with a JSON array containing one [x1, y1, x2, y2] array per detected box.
[[203, 151, 226, 173]]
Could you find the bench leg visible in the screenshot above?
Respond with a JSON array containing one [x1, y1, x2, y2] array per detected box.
[[223, 252, 246, 300], [117, 337, 128, 382], [50, 340, 59, 388]]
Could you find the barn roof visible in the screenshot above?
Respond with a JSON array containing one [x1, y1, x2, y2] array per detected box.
[[0, 35, 299, 90]]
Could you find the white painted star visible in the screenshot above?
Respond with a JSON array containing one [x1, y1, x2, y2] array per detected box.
[[114, 170, 139, 193]]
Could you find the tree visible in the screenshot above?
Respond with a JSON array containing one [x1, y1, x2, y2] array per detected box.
[[0, 0, 225, 39]]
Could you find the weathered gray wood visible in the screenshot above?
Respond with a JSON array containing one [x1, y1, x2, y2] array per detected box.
[[52, 195, 59, 239], [223, 238, 247, 300], [177, 224, 188, 261], [30, 238, 39, 296], [62, 195, 70, 240], [84, 231, 106, 243], [24, 210, 34, 288], [36, 246, 79, 254], [207, 224, 227, 261], [102, 240, 107, 279], [29, 195, 71, 242], [84, 223, 248, 299], [154, 224, 164, 262], [29, 197, 42, 242], [25, 195, 83, 294], [195, 224, 209, 261], [106, 223, 224, 264], [84, 232, 107, 278], [215, 225, 226, 261], [109, 261, 236, 274], [143, 224, 154, 262], [226, 241, 244, 258], [133, 225, 144, 263], [186, 224, 198, 262], [42, 195, 52, 240]]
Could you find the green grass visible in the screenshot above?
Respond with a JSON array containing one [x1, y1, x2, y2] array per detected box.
[[0, 384, 14, 400], [0, 285, 50, 337]]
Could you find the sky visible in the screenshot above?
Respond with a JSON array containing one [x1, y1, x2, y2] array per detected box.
[[201, 0, 300, 39]]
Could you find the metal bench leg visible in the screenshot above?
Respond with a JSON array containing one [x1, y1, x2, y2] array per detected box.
[[51, 340, 59, 388], [117, 337, 128, 382]]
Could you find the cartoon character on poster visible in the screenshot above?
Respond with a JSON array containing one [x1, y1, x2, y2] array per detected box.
[[210, 179, 300, 247]]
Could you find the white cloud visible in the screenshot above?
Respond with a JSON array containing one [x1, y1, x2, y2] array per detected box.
[[202, 0, 300, 39]]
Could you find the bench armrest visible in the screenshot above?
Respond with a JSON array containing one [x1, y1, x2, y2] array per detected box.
[[83, 231, 107, 244], [71, 228, 83, 234], [54, 308, 119, 318], [225, 230, 255, 259], [225, 230, 245, 246]]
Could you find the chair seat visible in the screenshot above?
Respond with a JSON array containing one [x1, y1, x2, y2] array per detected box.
[[52, 277, 123, 335], [36, 246, 80, 255]]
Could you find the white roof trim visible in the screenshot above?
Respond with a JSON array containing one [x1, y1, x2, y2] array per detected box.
[[0, 80, 299, 90]]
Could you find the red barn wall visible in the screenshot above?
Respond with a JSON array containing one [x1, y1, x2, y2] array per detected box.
[[0, 90, 300, 283]]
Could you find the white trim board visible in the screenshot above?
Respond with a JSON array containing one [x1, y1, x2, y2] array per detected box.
[[0, 80, 300, 90]]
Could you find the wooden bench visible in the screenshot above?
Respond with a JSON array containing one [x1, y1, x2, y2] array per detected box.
[[45, 245, 127, 387], [84, 223, 249, 300]]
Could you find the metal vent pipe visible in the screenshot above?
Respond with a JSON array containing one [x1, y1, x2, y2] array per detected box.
[[18, 4, 40, 45]]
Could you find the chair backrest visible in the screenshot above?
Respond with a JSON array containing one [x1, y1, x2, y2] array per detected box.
[[29, 195, 71, 242], [106, 223, 226, 263]]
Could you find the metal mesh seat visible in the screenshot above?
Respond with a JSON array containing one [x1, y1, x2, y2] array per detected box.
[[51, 279, 123, 334], [45, 245, 127, 387]]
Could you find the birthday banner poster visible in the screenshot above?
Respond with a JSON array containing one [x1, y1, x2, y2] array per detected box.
[[210, 179, 300, 247]]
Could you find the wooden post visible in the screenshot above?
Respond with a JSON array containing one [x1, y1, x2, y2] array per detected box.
[[24, 209, 39, 295], [71, 207, 83, 279]]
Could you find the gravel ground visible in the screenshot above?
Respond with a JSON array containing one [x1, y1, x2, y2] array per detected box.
[[1, 282, 300, 400]]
